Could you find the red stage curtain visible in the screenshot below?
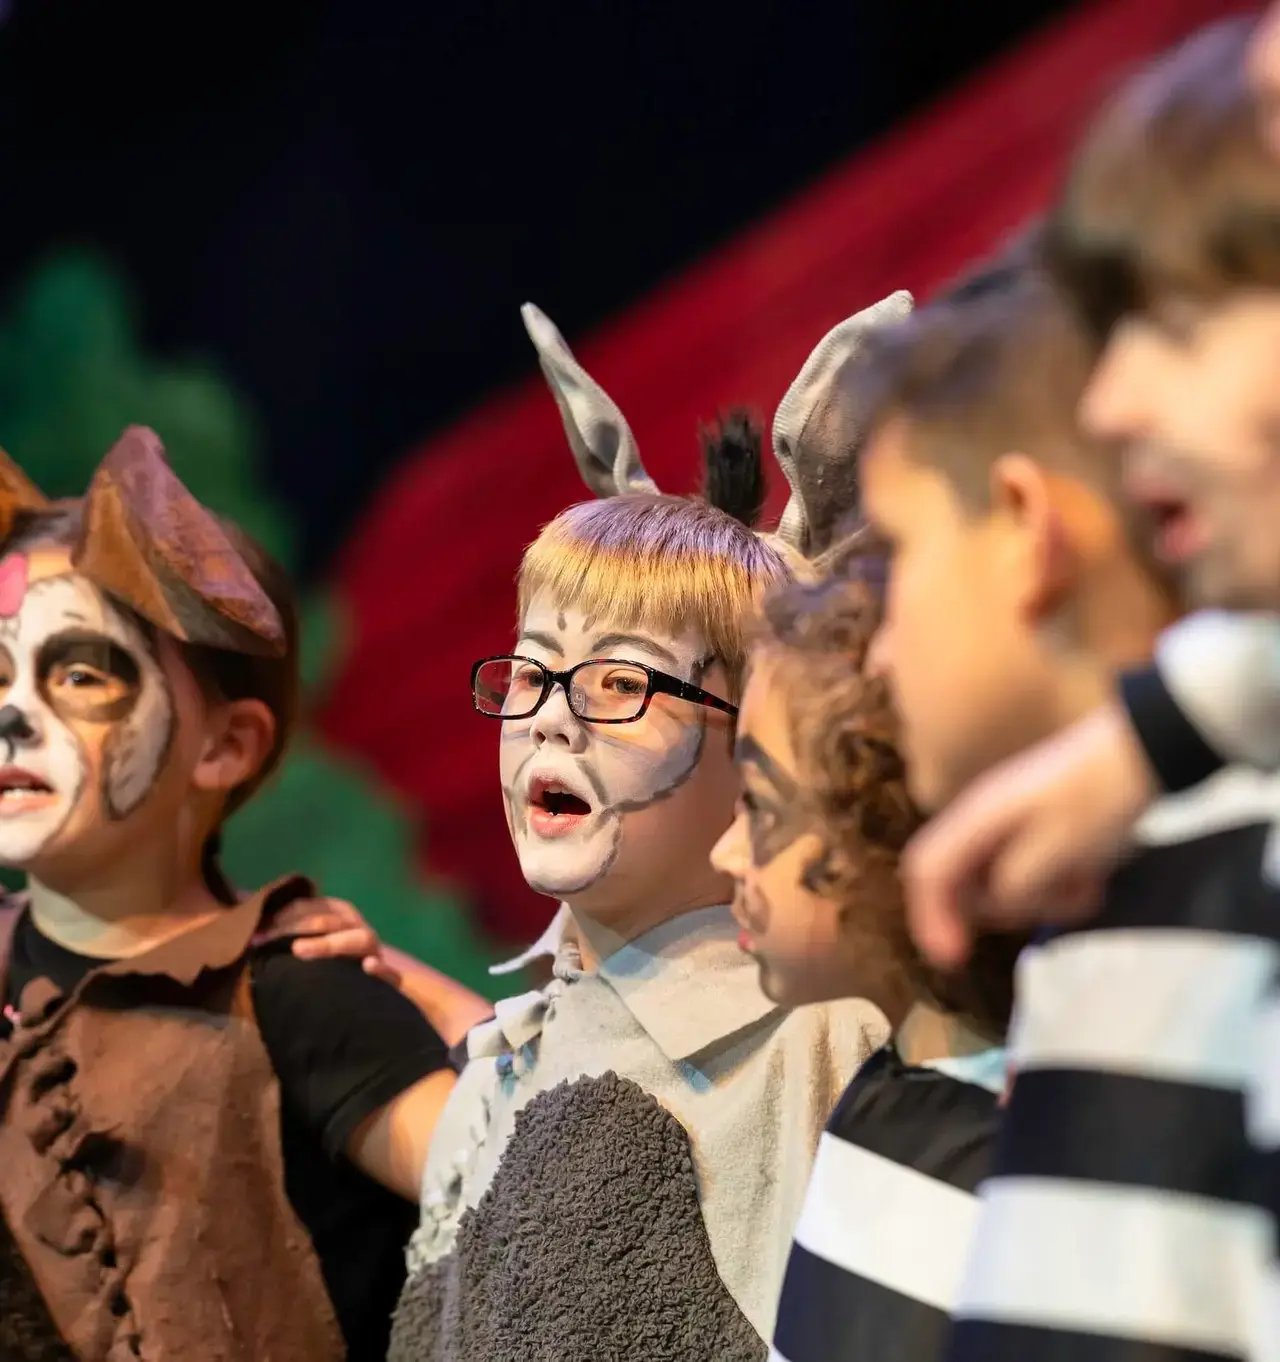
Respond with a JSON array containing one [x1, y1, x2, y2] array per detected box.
[[318, 0, 1254, 945]]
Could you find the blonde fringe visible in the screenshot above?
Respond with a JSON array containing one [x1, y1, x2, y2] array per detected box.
[[517, 494, 791, 696]]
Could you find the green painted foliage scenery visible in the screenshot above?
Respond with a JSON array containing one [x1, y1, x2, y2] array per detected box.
[[0, 252, 496, 996]]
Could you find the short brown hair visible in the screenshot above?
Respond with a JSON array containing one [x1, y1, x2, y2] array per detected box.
[[756, 539, 1023, 1040], [1045, 18, 1278, 341], [517, 493, 791, 698], [855, 270, 1112, 509]]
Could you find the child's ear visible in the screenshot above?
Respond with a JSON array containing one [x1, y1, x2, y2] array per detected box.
[[191, 699, 276, 795], [989, 453, 1077, 619]]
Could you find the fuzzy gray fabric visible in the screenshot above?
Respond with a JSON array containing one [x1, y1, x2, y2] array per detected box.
[[389, 1071, 765, 1362], [0, 1207, 76, 1361]]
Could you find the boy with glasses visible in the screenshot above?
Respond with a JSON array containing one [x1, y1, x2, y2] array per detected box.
[[388, 298, 905, 1361]]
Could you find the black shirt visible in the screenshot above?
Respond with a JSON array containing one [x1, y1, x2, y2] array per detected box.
[[2, 913, 450, 1362]]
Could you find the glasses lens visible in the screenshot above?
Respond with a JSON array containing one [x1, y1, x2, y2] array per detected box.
[[571, 661, 650, 721], [474, 658, 545, 717]]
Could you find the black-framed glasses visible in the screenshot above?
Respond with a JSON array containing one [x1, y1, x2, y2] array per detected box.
[[471, 655, 738, 725]]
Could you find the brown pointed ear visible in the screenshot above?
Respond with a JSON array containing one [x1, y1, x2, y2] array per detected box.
[[0, 448, 50, 541], [73, 426, 286, 657]]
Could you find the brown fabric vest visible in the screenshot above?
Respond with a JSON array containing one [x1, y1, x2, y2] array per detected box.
[[0, 878, 345, 1362]]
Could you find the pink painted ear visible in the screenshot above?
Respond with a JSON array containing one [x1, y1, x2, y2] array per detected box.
[[0, 554, 28, 618]]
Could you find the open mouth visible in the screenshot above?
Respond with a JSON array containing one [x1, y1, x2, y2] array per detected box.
[[1125, 464, 1204, 566], [526, 775, 593, 838], [0, 767, 56, 813], [1143, 494, 1204, 565], [731, 892, 764, 947]]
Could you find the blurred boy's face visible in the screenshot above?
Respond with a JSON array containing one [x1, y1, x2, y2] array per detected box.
[[500, 594, 739, 924], [712, 656, 896, 1009], [859, 418, 1066, 812], [1082, 294, 1280, 611]]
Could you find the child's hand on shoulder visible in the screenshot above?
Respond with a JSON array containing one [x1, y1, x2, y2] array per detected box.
[[253, 896, 403, 988]]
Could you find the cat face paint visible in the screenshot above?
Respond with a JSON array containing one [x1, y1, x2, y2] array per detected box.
[[734, 735, 813, 871], [500, 598, 738, 919], [0, 546, 174, 868], [712, 657, 885, 1009]]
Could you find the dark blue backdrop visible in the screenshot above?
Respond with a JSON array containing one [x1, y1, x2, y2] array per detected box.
[[0, 0, 1072, 575]]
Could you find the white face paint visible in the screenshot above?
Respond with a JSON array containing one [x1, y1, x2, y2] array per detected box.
[[499, 599, 725, 905], [0, 549, 173, 867]]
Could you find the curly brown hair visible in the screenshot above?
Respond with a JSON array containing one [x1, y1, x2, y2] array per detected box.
[[756, 535, 1023, 1041]]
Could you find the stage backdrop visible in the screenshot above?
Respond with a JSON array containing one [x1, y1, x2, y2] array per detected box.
[[320, 0, 1254, 948]]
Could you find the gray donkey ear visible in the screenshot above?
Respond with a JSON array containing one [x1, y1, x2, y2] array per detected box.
[[521, 303, 658, 498], [772, 289, 914, 557]]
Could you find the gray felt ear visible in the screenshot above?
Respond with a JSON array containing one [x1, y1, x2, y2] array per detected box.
[[521, 303, 658, 499], [772, 289, 914, 557]]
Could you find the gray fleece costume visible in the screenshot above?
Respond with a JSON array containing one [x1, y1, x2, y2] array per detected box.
[[390, 1073, 764, 1362]]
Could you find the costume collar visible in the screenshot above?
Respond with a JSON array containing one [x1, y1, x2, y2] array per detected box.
[[593, 904, 779, 1063], [488, 903, 573, 977], [921, 1046, 1008, 1095], [0, 875, 313, 1025], [90, 875, 314, 985], [483, 902, 778, 1064]]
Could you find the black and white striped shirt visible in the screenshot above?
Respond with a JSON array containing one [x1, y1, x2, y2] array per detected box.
[[1120, 612, 1280, 792], [945, 769, 1280, 1362], [769, 1043, 1004, 1362]]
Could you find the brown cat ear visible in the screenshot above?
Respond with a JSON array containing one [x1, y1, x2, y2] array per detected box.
[[73, 426, 286, 657], [0, 448, 50, 541]]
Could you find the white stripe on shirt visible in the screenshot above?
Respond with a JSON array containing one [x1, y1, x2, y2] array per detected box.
[[1253, 1261, 1280, 1362], [956, 1176, 1272, 1356], [1248, 990, 1280, 1147], [1013, 930, 1277, 1088], [793, 1132, 980, 1313], [1155, 612, 1280, 772]]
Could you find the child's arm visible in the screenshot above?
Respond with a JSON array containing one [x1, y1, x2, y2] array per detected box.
[[903, 611, 1280, 968], [377, 947, 495, 1049]]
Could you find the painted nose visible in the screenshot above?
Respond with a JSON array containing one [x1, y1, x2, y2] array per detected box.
[[0, 705, 36, 762]]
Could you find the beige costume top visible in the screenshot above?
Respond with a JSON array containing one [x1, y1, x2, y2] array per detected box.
[[402, 904, 887, 1349]]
